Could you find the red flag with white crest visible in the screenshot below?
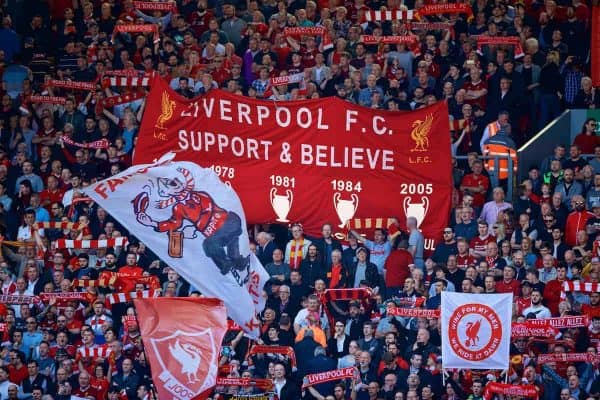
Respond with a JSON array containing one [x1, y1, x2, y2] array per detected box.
[[134, 297, 227, 400]]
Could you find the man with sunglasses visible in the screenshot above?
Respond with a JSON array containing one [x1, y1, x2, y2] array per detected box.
[[565, 194, 594, 246]]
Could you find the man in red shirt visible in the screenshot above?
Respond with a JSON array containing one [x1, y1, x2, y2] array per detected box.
[[496, 265, 521, 296], [516, 281, 533, 316], [463, 67, 488, 111], [117, 252, 144, 292], [469, 221, 496, 259], [7, 350, 27, 386], [456, 239, 476, 269], [72, 372, 98, 398], [543, 264, 568, 316], [384, 239, 413, 298], [565, 195, 595, 246], [460, 160, 490, 210], [582, 292, 600, 318]]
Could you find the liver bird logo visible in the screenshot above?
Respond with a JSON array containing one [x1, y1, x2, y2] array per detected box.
[[410, 114, 434, 152], [169, 339, 202, 384], [154, 92, 176, 140], [464, 319, 482, 347]]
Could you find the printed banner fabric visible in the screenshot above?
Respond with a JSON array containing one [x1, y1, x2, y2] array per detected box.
[[84, 155, 269, 337], [134, 297, 227, 400], [134, 77, 453, 246], [441, 292, 512, 369], [592, 7, 600, 87]]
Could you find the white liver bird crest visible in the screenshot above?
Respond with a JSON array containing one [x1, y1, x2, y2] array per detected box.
[[169, 339, 202, 384]]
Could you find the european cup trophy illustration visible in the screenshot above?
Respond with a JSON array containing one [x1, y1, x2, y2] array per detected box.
[[270, 188, 293, 222], [403, 196, 429, 228], [334, 192, 359, 228]]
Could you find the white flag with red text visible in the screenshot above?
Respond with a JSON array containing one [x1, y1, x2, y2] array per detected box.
[[83, 152, 269, 338], [441, 292, 512, 369]]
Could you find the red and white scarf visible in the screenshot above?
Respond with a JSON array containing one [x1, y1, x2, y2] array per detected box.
[[53, 237, 129, 249], [34, 221, 82, 231], [483, 382, 538, 400], [248, 345, 297, 367], [361, 35, 421, 56], [415, 3, 474, 21], [101, 75, 151, 88], [216, 378, 273, 390], [47, 80, 97, 91], [61, 136, 110, 149], [133, 1, 177, 12], [347, 218, 396, 230], [511, 323, 557, 338], [101, 91, 146, 108], [408, 22, 455, 39], [560, 280, 600, 299], [113, 24, 159, 43], [302, 367, 357, 388], [526, 315, 589, 329], [77, 346, 112, 359], [537, 353, 596, 363], [72, 276, 119, 288], [105, 289, 160, 305], [39, 292, 91, 303], [363, 9, 416, 22], [30, 95, 67, 105], [283, 27, 333, 51], [0, 294, 39, 304], [476, 35, 525, 58], [387, 305, 439, 318]]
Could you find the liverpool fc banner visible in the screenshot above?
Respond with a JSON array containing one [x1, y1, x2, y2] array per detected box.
[[134, 77, 453, 246], [134, 297, 227, 400], [441, 292, 512, 370], [84, 153, 269, 337]]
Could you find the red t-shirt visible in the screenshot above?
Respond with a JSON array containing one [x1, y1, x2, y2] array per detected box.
[[462, 79, 488, 110], [384, 249, 413, 287], [8, 364, 28, 385], [496, 279, 520, 296], [469, 235, 496, 256], [461, 173, 490, 207], [456, 253, 477, 269]]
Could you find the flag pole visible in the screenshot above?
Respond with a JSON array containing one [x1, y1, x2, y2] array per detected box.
[[131, 303, 161, 400]]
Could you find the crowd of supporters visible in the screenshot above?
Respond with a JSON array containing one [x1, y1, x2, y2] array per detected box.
[[0, 0, 599, 398]]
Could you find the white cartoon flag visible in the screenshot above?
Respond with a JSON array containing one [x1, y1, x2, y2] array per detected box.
[[84, 153, 268, 337]]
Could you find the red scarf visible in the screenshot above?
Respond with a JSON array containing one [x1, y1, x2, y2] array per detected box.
[[328, 264, 343, 289]]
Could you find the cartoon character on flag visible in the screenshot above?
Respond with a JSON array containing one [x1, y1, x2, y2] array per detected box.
[[132, 166, 250, 276]]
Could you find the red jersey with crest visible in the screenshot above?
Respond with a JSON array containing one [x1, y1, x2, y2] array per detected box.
[[469, 235, 496, 256], [462, 79, 488, 110], [456, 253, 477, 269]]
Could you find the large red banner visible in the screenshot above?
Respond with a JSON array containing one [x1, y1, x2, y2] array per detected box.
[[135, 77, 452, 246], [593, 7, 600, 87]]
